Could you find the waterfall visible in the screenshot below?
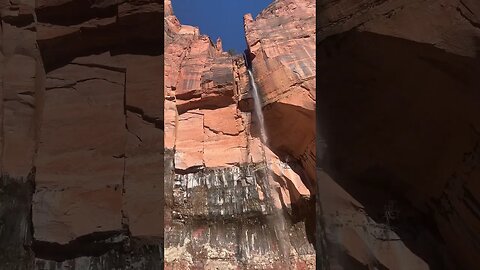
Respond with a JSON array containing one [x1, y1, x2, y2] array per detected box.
[[247, 63, 291, 264], [247, 69, 268, 144]]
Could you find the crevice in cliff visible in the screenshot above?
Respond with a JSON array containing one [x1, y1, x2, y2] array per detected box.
[[456, 6, 480, 29], [40, 33, 162, 73], [120, 69, 131, 240], [125, 105, 164, 130], [204, 124, 241, 136], [69, 62, 127, 73], [36, 0, 117, 26], [27, 168, 36, 265], [36, 0, 162, 71], [3, 99, 35, 109], [175, 91, 201, 101], [174, 165, 204, 175], [120, 156, 130, 234], [126, 129, 143, 143], [2, 13, 35, 28], [34, 238, 163, 268], [45, 77, 124, 91], [50, 76, 124, 87], [43, 84, 74, 91], [17, 91, 35, 96], [176, 96, 235, 114], [29, 24, 47, 265], [243, 49, 254, 69], [32, 231, 128, 261], [0, 66, 4, 174]]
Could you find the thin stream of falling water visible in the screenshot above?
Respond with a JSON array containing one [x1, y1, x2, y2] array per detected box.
[[247, 67, 291, 264], [248, 69, 268, 145]]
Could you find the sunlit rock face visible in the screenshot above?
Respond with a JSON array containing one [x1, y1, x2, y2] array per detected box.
[[164, 0, 316, 268], [243, 0, 316, 191], [0, 0, 163, 268], [317, 0, 480, 269]]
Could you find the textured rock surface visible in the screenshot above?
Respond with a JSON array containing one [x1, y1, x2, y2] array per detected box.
[[164, 0, 316, 268], [317, 0, 480, 269], [0, 0, 163, 268], [244, 0, 316, 188]]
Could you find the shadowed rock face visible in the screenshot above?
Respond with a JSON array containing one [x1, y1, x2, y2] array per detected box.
[[0, 0, 163, 268], [164, 0, 316, 268], [317, 0, 480, 269]]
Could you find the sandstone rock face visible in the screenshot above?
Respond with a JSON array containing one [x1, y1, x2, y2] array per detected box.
[[164, 0, 316, 268], [317, 0, 480, 269], [244, 0, 316, 189], [0, 0, 163, 268]]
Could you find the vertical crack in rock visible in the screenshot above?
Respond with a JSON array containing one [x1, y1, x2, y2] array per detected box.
[[126, 105, 164, 131], [122, 69, 130, 234], [0, 60, 4, 175]]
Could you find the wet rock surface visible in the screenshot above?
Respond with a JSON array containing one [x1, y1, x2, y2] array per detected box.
[[0, 176, 35, 270], [34, 240, 163, 270], [244, 0, 316, 188]]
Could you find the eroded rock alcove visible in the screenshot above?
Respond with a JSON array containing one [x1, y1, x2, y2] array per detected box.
[[317, 0, 480, 269]]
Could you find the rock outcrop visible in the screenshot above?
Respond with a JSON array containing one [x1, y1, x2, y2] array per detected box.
[[164, 0, 316, 268], [317, 0, 480, 269], [0, 0, 163, 268]]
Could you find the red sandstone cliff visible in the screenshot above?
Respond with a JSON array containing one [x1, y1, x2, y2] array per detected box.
[[0, 0, 163, 268], [243, 0, 316, 186], [164, 0, 316, 268], [0, 0, 477, 269]]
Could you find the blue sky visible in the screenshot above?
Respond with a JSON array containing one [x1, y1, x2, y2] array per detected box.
[[172, 0, 273, 54]]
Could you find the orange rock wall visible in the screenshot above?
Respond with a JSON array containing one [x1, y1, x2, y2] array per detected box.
[[244, 0, 316, 188], [164, 0, 316, 268]]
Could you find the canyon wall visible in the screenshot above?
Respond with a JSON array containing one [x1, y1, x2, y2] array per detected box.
[[0, 0, 164, 269], [243, 0, 316, 187], [3, 0, 477, 269], [317, 0, 480, 269], [164, 0, 316, 268]]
